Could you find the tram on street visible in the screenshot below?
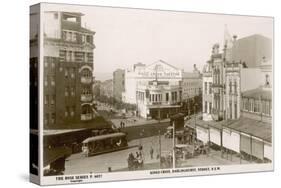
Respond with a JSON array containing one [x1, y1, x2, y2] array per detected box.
[[82, 132, 128, 157]]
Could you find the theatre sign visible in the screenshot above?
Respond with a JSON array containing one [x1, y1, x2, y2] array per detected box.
[[136, 60, 183, 80]]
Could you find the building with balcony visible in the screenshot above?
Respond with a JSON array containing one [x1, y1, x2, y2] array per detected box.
[[194, 31, 273, 162], [123, 60, 183, 119], [42, 11, 95, 129], [202, 34, 272, 122]]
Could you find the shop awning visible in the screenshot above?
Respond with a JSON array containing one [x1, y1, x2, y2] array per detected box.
[[224, 117, 272, 143]]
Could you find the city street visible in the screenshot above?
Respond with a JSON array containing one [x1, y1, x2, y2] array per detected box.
[[64, 135, 250, 174]]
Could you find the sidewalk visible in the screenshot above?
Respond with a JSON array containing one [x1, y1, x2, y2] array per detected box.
[[111, 117, 170, 128]]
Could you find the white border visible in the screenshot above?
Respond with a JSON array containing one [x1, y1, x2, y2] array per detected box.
[[37, 2, 274, 185]]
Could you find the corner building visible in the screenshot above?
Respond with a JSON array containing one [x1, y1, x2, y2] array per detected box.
[[123, 60, 183, 119], [43, 12, 95, 129]]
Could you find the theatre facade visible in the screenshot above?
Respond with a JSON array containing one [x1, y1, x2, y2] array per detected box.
[[122, 60, 183, 119]]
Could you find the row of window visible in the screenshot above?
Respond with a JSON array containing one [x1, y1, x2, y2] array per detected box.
[[65, 106, 76, 117], [242, 98, 271, 116], [60, 50, 93, 63], [81, 69, 92, 78], [44, 95, 55, 105], [183, 81, 200, 87], [136, 91, 181, 103], [229, 79, 238, 94], [204, 82, 212, 95], [44, 113, 56, 125], [62, 30, 93, 44], [65, 87, 76, 97], [150, 93, 163, 103], [44, 75, 55, 87], [204, 101, 212, 114], [65, 68, 76, 79], [229, 101, 238, 119]]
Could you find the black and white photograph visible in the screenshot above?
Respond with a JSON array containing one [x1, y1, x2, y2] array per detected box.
[[29, 2, 273, 185]]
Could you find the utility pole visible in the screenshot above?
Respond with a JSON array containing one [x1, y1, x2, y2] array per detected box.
[[172, 121, 176, 169], [159, 130, 161, 168]]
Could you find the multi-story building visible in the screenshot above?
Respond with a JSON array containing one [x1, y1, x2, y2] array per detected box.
[[113, 69, 125, 102], [202, 34, 272, 122], [182, 64, 202, 101], [193, 32, 273, 162], [123, 60, 183, 119], [43, 11, 95, 129]]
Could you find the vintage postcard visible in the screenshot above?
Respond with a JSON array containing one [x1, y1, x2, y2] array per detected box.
[[30, 2, 273, 185]]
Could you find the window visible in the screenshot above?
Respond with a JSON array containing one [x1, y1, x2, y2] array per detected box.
[[50, 95, 55, 105], [72, 32, 77, 42], [234, 103, 237, 119], [70, 68, 75, 78], [254, 100, 260, 113], [44, 113, 49, 125], [234, 80, 237, 94], [65, 87, 69, 97], [204, 82, 207, 94], [229, 101, 232, 119], [59, 64, 63, 72], [65, 68, 69, 78], [51, 113, 55, 124], [70, 87, 75, 96], [82, 35, 86, 43], [204, 101, 208, 113], [249, 99, 254, 112], [45, 95, 49, 105], [44, 76, 48, 86], [209, 102, 212, 114], [51, 75, 55, 86], [229, 80, 232, 94], [209, 82, 212, 94], [65, 107, 69, 117], [86, 35, 92, 43], [59, 50, 66, 61], [71, 106, 75, 117]]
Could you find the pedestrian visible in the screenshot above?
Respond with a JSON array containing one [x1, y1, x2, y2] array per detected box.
[[120, 121, 123, 128], [150, 146, 154, 159], [136, 151, 139, 158]]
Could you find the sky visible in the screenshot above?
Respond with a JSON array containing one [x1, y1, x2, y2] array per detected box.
[[44, 3, 273, 81]]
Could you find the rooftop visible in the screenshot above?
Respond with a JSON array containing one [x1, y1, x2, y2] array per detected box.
[[186, 117, 271, 143], [242, 87, 272, 100], [225, 117, 272, 142], [183, 72, 201, 79]]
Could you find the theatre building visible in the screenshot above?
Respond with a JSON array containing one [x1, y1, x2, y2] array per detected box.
[[123, 60, 183, 119]]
